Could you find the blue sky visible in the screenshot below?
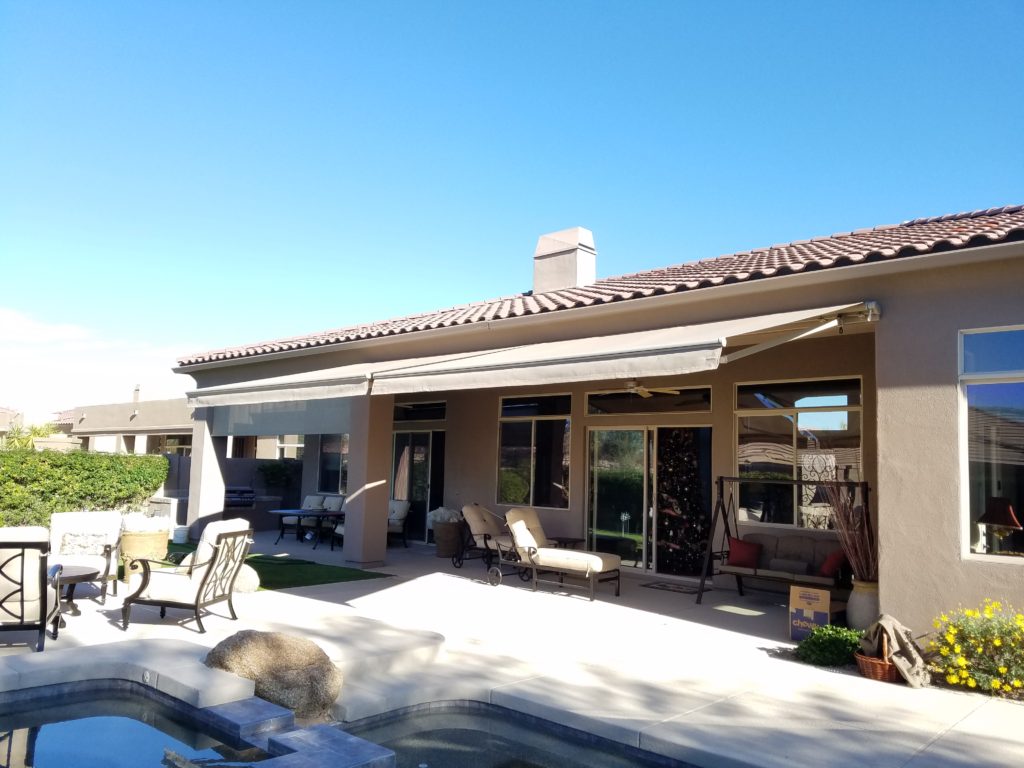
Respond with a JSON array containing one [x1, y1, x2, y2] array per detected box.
[[2, 1, 1022, 420]]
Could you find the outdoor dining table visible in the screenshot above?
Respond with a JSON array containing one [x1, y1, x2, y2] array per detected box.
[[268, 509, 342, 550]]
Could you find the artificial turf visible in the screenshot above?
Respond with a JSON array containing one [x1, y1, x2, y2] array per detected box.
[[167, 543, 389, 591]]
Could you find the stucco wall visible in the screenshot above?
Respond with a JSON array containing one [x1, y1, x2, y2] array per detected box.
[[874, 257, 1024, 632]]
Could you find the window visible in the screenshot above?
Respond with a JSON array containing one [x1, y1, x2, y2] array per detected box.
[[587, 386, 711, 415], [736, 379, 862, 528], [277, 434, 305, 460], [962, 328, 1024, 557], [498, 395, 570, 508], [147, 434, 192, 457], [318, 434, 349, 494]]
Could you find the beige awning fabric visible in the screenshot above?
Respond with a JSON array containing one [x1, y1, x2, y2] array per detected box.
[[370, 303, 866, 395], [188, 302, 867, 406]]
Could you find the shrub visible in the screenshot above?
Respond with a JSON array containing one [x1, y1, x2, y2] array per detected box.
[[796, 624, 863, 666], [0, 450, 168, 525], [928, 599, 1024, 699]]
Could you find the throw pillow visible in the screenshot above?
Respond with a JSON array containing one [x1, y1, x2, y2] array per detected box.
[[818, 548, 847, 577], [726, 536, 761, 569], [61, 532, 107, 556]]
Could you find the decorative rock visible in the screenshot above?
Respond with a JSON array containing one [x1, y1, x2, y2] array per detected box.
[[205, 630, 342, 719], [233, 564, 260, 593]]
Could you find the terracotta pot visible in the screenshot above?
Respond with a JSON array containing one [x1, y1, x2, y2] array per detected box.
[[846, 578, 880, 630]]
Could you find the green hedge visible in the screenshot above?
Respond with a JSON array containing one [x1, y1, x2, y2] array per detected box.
[[0, 450, 168, 526]]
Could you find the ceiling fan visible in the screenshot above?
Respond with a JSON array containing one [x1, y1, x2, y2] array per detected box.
[[624, 379, 681, 399]]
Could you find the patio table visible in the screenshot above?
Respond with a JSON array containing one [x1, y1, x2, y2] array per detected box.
[[268, 509, 342, 550]]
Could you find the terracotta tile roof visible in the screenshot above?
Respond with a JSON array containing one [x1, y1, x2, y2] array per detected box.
[[178, 204, 1024, 367]]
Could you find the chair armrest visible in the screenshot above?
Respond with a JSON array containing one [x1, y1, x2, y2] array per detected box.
[[48, 563, 63, 591]]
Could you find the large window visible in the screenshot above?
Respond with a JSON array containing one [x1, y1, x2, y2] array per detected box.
[[318, 434, 349, 494], [962, 328, 1024, 557], [497, 395, 570, 508], [736, 379, 862, 528]]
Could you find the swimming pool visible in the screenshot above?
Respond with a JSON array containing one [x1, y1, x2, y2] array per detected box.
[[0, 683, 268, 767], [342, 701, 698, 768]]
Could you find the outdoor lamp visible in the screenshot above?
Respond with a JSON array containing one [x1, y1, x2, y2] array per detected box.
[[978, 497, 1022, 538]]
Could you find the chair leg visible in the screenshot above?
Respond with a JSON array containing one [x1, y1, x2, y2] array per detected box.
[[100, 578, 107, 606], [735, 575, 745, 596], [112, 578, 118, 597], [160, 606, 167, 618], [121, 603, 131, 630], [227, 596, 238, 620], [36, 628, 45, 652], [194, 610, 205, 634]]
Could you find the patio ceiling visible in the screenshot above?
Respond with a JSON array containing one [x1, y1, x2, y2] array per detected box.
[[188, 303, 867, 407]]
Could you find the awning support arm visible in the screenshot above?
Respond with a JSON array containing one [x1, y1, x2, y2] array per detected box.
[[719, 318, 839, 366]]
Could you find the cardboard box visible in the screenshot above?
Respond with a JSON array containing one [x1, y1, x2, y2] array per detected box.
[[789, 585, 832, 641]]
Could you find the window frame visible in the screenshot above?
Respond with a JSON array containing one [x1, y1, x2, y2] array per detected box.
[[585, 384, 712, 416], [734, 376, 864, 530], [959, 325, 1024, 561], [496, 393, 571, 509], [317, 433, 349, 495]]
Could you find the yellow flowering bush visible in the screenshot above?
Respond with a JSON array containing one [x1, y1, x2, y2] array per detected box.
[[928, 599, 1024, 699]]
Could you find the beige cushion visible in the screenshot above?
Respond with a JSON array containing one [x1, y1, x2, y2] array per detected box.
[[323, 495, 345, 513], [0, 527, 58, 624], [528, 547, 620, 576], [301, 495, 325, 510], [388, 500, 410, 522]]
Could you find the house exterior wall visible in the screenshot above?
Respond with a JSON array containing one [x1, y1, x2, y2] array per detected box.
[[874, 256, 1024, 632]]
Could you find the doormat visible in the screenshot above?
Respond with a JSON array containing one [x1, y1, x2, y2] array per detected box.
[[641, 581, 706, 594]]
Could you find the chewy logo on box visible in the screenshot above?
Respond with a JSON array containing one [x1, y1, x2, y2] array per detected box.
[[789, 586, 831, 641]]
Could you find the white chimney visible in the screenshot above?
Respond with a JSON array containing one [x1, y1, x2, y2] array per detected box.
[[533, 227, 596, 294]]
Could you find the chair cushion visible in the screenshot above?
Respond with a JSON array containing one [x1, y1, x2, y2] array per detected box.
[[323, 495, 345, 513], [302, 495, 325, 510], [769, 557, 810, 575], [726, 537, 762, 569], [52, 553, 108, 573], [388, 500, 410, 521], [529, 548, 620, 576]]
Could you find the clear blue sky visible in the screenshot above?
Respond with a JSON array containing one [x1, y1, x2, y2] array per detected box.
[[1, 1, 1022, 418]]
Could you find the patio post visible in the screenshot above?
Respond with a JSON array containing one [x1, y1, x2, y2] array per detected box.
[[185, 407, 228, 529], [342, 394, 394, 567]]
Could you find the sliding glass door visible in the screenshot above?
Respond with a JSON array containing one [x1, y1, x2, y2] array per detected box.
[[588, 427, 711, 576]]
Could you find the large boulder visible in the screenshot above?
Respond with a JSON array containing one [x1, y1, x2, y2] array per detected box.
[[205, 630, 342, 719], [233, 564, 260, 593]]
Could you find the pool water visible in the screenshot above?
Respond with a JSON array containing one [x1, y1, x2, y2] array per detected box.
[[0, 693, 266, 768], [343, 702, 696, 768]]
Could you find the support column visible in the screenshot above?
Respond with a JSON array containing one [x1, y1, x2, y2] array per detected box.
[[343, 394, 394, 567], [186, 407, 228, 528]]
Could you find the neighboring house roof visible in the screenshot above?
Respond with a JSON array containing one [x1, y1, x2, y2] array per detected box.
[[178, 204, 1024, 367]]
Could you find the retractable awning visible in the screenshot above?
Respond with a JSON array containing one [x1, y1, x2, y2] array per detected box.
[[370, 302, 867, 395], [188, 302, 869, 406]]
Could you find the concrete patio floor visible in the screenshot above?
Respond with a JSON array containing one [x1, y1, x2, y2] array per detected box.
[[2, 529, 1020, 767]]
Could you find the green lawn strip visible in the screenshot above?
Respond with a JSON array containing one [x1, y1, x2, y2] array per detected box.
[[167, 543, 389, 591]]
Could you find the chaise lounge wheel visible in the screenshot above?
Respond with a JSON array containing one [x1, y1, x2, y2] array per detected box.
[[487, 566, 502, 586], [518, 567, 532, 582], [451, 550, 464, 568]]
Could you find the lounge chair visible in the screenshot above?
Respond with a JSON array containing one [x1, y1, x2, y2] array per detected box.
[[503, 508, 620, 600], [121, 518, 253, 633], [0, 527, 62, 651], [48, 510, 122, 604], [456, 503, 513, 568]]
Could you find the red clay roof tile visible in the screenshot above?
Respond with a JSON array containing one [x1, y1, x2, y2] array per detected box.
[[178, 204, 1024, 367]]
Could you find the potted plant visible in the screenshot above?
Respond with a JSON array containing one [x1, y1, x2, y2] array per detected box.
[[823, 482, 878, 630], [120, 511, 171, 582], [429, 507, 464, 558]]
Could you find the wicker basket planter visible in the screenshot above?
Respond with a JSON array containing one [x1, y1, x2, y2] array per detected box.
[[854, 633, 902, 683], [120, 530, 169, 581]]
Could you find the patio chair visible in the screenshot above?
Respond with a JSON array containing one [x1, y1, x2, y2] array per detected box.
[[0, 527, 62, 651], [506, 506, 556, 547], [121, 518, 253, 633], [458, 503, 513, 568], [387, 500, 411, 547], [48, 510, 122, 604], [504, 508, 620, 600]]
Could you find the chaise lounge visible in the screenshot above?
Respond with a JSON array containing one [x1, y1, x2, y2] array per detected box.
[[504, 508, 620, 600]]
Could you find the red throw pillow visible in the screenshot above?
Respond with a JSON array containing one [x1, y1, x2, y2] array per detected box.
[[819, 549, 847, 577], [726, 536, 761, 569]]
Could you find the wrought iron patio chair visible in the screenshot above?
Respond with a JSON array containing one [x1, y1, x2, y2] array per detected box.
[[48, 510, 122, 604], [121, 518, 253, 633], [0, 527, 62, 651]]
